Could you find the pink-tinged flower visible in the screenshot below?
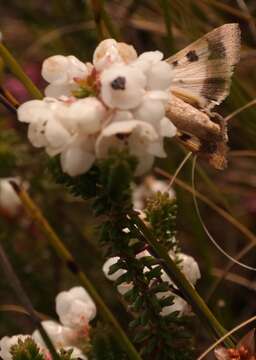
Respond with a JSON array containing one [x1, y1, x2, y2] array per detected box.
[[93, 38, 137, 71], [55, 287, 96, 330]]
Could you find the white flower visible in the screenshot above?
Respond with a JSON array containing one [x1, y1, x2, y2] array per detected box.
[[60, 135, 95, 177], [133, 51, 172, 90], [96, 120, 163, 175], [62, 346, 87, 360], [132, 91, 168, 126], [56, 287, 96, 330], [0, 335, 31, 360], [32, 320, 76, 349], [102, 257, 126, 281], [159, 294, 190, 317], [42, 55, 89, 98], [93, 39, 137, 71], [56, 97, 107, 135], [17, 98, 72, 155], [100, 64, 146, 109], [176, 253, 201, 285], [0, 178, 21, 216]]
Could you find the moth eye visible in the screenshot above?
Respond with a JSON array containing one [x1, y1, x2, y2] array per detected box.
[[179, 133, 192, 142], [186, 50, 199, 62]]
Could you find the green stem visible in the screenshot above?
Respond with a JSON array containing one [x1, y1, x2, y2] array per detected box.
[[0, 243, 59, 360], [131, 211, 235, 348], [89, 0, 120, 40], [10, 183, 141, 360], [0, 42, 43, 99], [158, 0, 174, 53]]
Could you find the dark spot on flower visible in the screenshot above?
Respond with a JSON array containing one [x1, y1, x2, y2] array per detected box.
[[186, 50, 199, 62], [116, 133, 131, 140], [172, 60, 178, 67], [9, 180, 21, 194], [111, 76, 126, 90]]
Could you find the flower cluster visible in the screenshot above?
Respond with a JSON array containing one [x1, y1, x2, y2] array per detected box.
[[103, 250, 200, 316], [17, 39, 176, 177], [0, 287, 96, 360]]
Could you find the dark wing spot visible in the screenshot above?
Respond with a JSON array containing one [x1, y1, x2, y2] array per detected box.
[[207, 38, 226, 60], [186, 50, 199, 62], [201, 77, 226, 101], [172, 60, 178, 67], [111, 76, 126, 90]]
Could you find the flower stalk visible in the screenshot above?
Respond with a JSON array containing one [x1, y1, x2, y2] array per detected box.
[[0, 42, 43, 99], [9, 182, 142, 360], [0, 243, 60, 360], [130, 211, 235, 348]]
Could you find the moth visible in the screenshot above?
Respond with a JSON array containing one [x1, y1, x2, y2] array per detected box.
[[165, 23, 241, 169]]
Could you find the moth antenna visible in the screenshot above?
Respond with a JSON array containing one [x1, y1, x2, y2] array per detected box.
[[166, 151, 192, 190], [191, 156, 256, 272]]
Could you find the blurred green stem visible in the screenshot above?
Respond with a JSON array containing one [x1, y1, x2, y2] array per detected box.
[[89, 0, 120, 40], [0, 42, 43, 99], [130, 211, 234, 348], [0, 243, 59, 360], [158, 0, 174, 53], [10, 183, 141, 360]]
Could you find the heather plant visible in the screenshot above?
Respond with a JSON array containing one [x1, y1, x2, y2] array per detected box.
[[1, 1, 256, 360]]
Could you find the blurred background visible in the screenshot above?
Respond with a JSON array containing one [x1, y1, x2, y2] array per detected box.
[[0, 0, 256, 356]]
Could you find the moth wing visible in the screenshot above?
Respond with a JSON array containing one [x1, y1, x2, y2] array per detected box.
[[166, 23, 241, 110]]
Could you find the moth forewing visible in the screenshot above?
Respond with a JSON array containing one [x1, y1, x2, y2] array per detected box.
[[165, 23, 241, 169]]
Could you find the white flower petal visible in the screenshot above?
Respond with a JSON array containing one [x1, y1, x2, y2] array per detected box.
[[58, 98, 106, 135], [45, 120, 71, 149], [133, 96, 165, 125], [102, 257, 126, 281], [42, 55, 70, 84], [0, 335, 31, 360], [17, 100, 48, 123], [27, 120, 48, 148], [32, 321, 75, 349], [61, 144, 95, 177], [134, 153, 155, 176], [160, 117, 177, 138], [45, 83, 76, 98], [147, 139, 166, 157], [160, 295, 189, 317], [56, 287, 97, 329], [93, 39, 137, 71], [147, 61, 172, 90], [0, 178, 21, 216], [100, 64, 146, 109]]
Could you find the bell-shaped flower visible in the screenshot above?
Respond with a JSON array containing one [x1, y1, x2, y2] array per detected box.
[[0, 335, 32, 360], [100, 64, 146, 109], [96, 120, 163, 175], [32, 320, 76, 349], [60, 135, 95, 177], [159, 294, 190, 317], [93, 38, 137, 71], [133, 51, 172, 90], [18, 98, 72, 155], [56, 97, 107, 135], [42, 55, 89, 98], [55, 287, 97, 330], [132, 91, 168, 126]]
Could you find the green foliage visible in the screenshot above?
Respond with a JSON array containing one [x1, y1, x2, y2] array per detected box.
[[10, 338, 45, 360], [49, 150, 194, 358], [145, 192, 179, 252], [89, 323, 128, 360]]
